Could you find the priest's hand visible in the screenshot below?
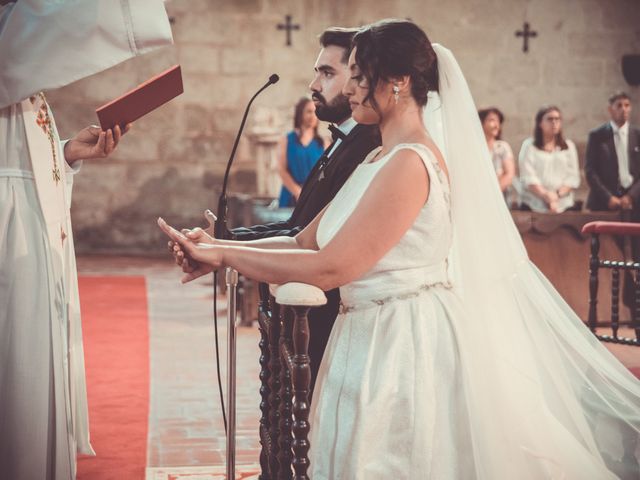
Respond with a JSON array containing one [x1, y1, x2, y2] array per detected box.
[[64, 123, 132, 165], [159, 217, 224, 283]]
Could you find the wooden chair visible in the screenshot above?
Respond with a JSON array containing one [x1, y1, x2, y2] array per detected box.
[[582, 221, 640, 346]]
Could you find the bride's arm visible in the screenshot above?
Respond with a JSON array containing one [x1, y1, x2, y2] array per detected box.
[[161, 150, 430, 289], [208, 235, 297, 250], [211, 206, 327, 251], [170, 207, 325, 267], [166, 206, 328, 282]]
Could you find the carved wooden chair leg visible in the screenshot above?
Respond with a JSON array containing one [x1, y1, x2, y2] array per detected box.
[[291, 305, 312, 480], [588, 233, 600, 334], [611, 265, 620, 339], [278, 307, 294, 479], [257, 284, 272, 479], [268, 301, 282, 478]]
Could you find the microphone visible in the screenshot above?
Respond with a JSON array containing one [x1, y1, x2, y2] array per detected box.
[[214, 74, 280, 239]]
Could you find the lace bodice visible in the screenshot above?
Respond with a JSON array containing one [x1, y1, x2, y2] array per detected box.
[[316, 143, 452, 305]]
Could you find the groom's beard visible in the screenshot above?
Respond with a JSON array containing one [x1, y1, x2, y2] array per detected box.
[[312, 93, 352, 124]]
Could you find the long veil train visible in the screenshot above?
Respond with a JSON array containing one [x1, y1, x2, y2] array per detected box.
[[425, 44, 640, 479]]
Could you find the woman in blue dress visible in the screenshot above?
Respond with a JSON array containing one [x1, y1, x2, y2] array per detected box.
[[278, 97, 327, 207]]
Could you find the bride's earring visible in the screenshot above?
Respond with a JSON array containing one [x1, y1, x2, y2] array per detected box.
[[393, 84, 400, 104]]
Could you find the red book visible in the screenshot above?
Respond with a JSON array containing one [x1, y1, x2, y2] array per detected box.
[[96, 64, 183, 130]]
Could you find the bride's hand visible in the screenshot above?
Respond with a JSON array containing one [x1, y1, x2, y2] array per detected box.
[[158, 217, 224, 282], [167, 210, 218, 280], [169, 227, 218, 282]]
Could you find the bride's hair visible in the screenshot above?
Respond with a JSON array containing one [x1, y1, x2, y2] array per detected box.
[[352, 19, 438, 113]]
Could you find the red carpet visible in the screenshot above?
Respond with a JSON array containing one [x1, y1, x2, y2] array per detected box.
[[76, 276, 149, 480]]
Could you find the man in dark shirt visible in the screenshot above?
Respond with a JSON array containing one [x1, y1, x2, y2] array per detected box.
[[174, 27, 380, 392]]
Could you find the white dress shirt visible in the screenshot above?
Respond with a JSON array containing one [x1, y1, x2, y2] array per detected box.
[[611, 120, 632, 189]]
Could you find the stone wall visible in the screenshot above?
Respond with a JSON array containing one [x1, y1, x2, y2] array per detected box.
[[46, 0, 640, 254]]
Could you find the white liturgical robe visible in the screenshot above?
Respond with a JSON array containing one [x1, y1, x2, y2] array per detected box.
[[0, 2, 172, 479]]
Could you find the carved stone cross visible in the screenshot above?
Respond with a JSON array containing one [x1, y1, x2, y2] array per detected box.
[[277, 14, 300, 47], [515, 22, 537, 53]]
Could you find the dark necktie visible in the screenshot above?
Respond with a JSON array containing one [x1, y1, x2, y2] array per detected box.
[[316, 125, 350, 182]]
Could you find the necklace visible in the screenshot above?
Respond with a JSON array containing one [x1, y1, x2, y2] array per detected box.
[[35, 93, 61, 185]]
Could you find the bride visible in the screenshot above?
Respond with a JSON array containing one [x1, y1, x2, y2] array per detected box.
[[159, 19, 640, 479]]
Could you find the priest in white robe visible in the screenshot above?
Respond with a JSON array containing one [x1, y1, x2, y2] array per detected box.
[[0, 1, 173, 479]]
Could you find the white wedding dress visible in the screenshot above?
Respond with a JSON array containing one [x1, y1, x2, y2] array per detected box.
[[308, 142, 638, 479], [310, 143, 469, 479]]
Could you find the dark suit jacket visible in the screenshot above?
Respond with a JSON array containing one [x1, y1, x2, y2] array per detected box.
[[585, 122, 640, 211], [233, 123, 381, 239], [232, 123, 381, 391]]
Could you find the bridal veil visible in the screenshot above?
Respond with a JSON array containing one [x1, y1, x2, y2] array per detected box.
[[424, 43, 640, 479]]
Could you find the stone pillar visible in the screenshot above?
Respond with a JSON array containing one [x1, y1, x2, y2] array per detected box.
[[247, 107, 283, 198]]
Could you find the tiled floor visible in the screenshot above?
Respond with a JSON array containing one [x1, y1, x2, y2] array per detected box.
[[77, 256, 262, 478], [77, 255, 639, 479], [145, 465, 260, 480]]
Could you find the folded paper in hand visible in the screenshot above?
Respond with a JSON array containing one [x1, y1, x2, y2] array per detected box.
[[96, 65, 183, 130]]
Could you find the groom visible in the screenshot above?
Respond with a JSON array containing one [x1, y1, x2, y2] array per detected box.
[[180, 27, 380, 392], [232, 27, 380, 239]]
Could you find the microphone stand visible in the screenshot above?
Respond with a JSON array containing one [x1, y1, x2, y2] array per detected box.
[[213, 74, 279, 480], [225, 267, 239, 480], [215, 73, 279, 241]]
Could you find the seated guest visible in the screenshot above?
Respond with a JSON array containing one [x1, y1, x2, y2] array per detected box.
[[518, 105, 580, 213], [479, 107, 515, 194], [278, 97, 326, 207], [585, 92, 640, 213]]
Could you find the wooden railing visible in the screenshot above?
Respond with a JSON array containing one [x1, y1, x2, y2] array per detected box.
[[257, 282, 326, 480]]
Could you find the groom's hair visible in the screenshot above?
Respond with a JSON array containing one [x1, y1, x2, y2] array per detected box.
[[319, 27, 359, 64]]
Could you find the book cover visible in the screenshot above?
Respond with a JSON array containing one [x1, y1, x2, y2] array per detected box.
[[96, 64, 183, 130]]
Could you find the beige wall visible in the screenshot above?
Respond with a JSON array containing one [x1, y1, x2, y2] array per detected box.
[[46, 0, 640, 253]]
